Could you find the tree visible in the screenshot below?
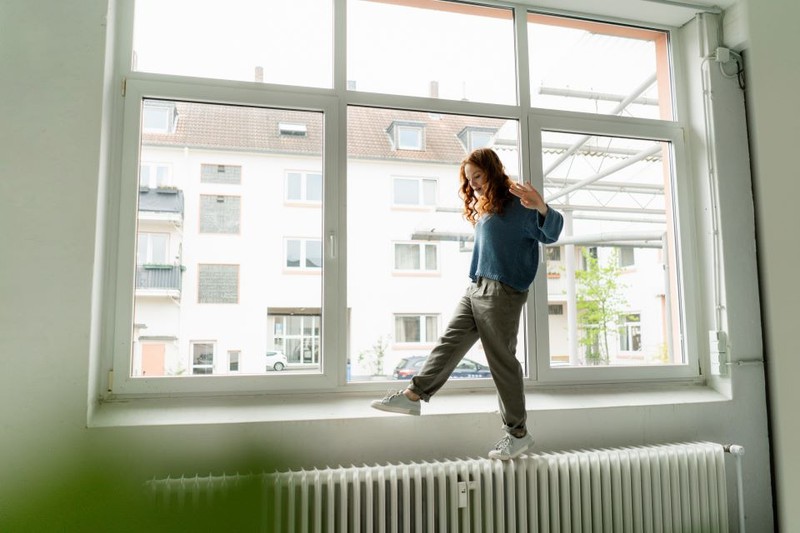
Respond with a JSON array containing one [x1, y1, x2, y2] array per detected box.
[[358, 336, 389, 376], [576, 248, 628, 365]]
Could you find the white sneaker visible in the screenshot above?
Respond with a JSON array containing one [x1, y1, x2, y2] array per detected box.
[[370, 390, 421, 416], [488, 432, 534, 460]]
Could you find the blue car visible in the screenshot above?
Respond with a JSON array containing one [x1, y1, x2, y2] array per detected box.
[[393, 356, 492, 380]]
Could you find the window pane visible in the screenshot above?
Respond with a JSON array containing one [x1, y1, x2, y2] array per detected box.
[[131, 101, 323, 377], [425, 315, 438, 342], [307, 173, 322, 202], [395, 316, 420, 343], [305, 240, 322, 268], [348, 0, 515, 104], [348, 106, 525, 382], [528, 14, 673, 120], [424, 244, 437, 271], [286, 240, 301, 268], [398, 127, 422, 150], [393, 178, 419, 205], [133, 0, 333, 88], [286, 173, 302, 200], [395, 243, 420, 270], [421, 179, 437, 206], [541, 131, 682, 367]]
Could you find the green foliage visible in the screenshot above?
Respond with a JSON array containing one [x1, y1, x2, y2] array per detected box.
[[576, 248, 628, 365]]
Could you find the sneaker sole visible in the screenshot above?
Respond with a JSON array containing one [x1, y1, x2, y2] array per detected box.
[[370, 402, 420, 416]]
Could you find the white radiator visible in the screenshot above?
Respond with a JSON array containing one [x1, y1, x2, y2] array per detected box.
[[148, 441, 736, 532]]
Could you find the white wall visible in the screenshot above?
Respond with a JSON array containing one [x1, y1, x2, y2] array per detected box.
[[740, 0, 800, 530], [0, 0, 781, 530]]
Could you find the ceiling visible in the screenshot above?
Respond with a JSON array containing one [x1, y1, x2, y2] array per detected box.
[[514, 0, 738, 27]]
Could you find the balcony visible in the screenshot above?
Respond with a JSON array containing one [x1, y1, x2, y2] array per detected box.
[[135, 264, 183, 296], [138, 187, 184, 224]]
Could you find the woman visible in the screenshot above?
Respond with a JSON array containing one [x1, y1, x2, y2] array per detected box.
[[371, 148, 564, 460]]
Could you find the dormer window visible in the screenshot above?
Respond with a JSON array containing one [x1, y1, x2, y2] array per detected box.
[[279, 122, 307, 137], [142, 100, 177, 134], [458, 126, 496, 152], [387, 121, 425, 151]]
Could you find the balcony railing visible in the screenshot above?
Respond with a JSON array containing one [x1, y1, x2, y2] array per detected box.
[[136, 264, 183, 292]]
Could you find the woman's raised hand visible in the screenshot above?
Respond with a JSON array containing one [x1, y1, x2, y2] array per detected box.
[[510, 181, 548, 215]]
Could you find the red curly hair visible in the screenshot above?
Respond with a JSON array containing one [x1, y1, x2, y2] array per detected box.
[[459, 148, 514, 225]]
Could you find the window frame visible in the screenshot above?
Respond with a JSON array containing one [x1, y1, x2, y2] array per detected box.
[[391, 176, 438, 208], [284, 237, 324, 271], [392, 241, 439, 273], [102, 1, 702, 401], [285, 170, 324, 204], [528, 110, 701, 383]]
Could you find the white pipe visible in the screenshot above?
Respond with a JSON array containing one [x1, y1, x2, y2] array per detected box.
[[555, 230, 665, 246], [725, 444, 746, 533], [546, 145, 663, 202], [543, 74, 658, 177]]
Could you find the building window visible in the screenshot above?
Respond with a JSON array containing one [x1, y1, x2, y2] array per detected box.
[[388, 121, 425, 151], [107, 2, 700, 398], [619, 313, 642, 351], [197, 264, 239, 304], [201, 164, 241, 185], [140, 162, 172, 188], [137, 232, 169, 265], [394, 242, 438, 272], [618, 246, 635, 268], [393, 177, 437, 207], [285, 239, 322, 270], [395, 314, 439, 344], [199, 195, 241, 234], [458, 127, 496, 152], [228, 350, 240, 373], [286, 171, 322, 203], [279, 123, 308, 137], [141, 101, 177, 133], [269, 313, 321, 366], [191, 342, 214, 375]]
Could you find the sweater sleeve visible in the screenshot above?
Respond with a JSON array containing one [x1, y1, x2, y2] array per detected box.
[[527, 205, 564, 244]]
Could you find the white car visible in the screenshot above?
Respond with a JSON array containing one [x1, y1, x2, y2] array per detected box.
[[265, 350, 288, 371]]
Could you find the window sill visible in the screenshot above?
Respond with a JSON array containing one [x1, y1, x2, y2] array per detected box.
[[88, 382, 728, 429]]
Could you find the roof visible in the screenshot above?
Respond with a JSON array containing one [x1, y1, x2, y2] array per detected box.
[[143, 101, 507, 164]]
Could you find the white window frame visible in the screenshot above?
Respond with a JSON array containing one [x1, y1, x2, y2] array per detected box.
[[618, 313, 643, 352], [528, 112, 700, 383], [136, 232, 170, 265], [139, 162, 172, 188], [284, 238, 323, 271], [392, 176, 437, 207], [392, 241, 439, 273], [395, 124, 424, 150], [141, 101, 176, 133], [100, 1, 703, 401], [191, 341, 215, 375], [285, 170, 323, 204], [393, 314, 439, 345]]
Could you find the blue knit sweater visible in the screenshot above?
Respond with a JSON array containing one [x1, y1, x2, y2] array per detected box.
[[468, 199, 564, 291]]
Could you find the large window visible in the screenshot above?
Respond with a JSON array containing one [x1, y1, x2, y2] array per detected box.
[[106, 1, 697, 398]]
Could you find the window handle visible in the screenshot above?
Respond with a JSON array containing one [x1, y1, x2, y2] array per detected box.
[[329, 232, 336, 259]]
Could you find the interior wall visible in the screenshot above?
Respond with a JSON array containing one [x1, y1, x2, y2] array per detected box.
[[0, 0, 779, 530], [740, 0, 800, 531]]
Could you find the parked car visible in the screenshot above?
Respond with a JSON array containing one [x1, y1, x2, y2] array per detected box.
[[265, 350, 288, 371], [393, 356, 492, 380]]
